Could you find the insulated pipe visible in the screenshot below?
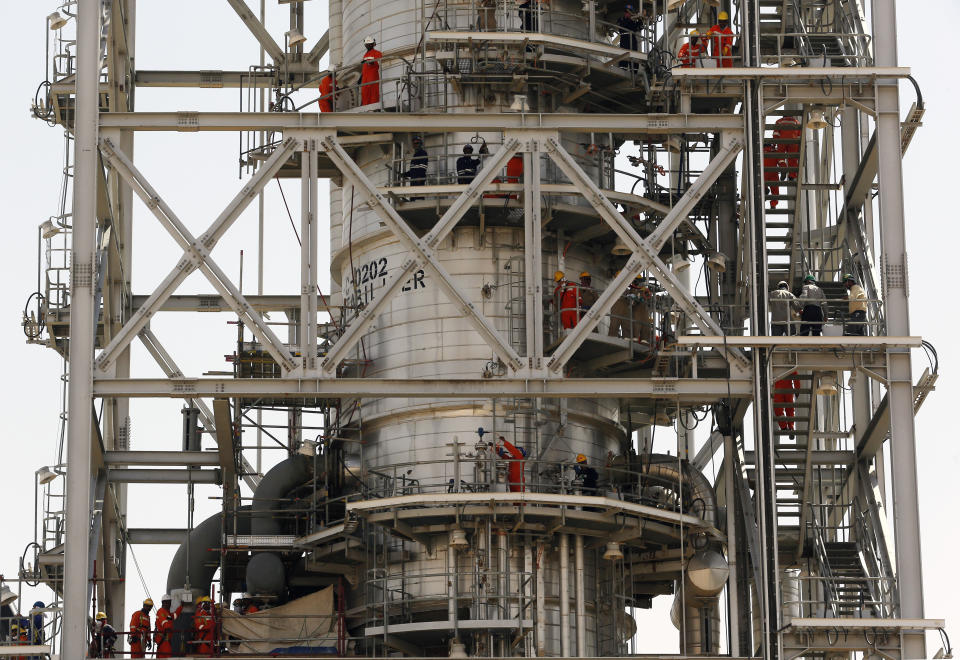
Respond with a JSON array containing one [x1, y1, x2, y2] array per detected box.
[[166, 509, 250, 596], [574, 534, 586, 657], [448, 547, 458, 637], [559, 534, 570, 657], [642, 454, 717, 527]]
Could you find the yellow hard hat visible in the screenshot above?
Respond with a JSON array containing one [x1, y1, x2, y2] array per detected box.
[[690, 28, 700, 36], [554, 270, 565, 282], [576, 453, 587, 463], [196, 596, 211, 603], [718, 11, 729, 20], [143, 598, 154, 607], [96, 612, 107, 621], [579, 271, 590, 278]]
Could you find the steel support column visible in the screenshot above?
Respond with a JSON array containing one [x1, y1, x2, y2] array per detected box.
[[872, 1, 926, 655], [743, 1, 781, 658], [62, 0, 99, 654], [301, 140, 320, 372]]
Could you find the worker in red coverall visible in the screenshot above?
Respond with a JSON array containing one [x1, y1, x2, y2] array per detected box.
[[154, 594, 182, 659], [554, 271, 580, 329], [774, 116, 801, 179], [773, 371, 801, 438], [763, 143, 780, 208], [708, 11, 734, 68], [677, 29, 705, 67], [128, 598, 153, 658], [318, 72, 336, 112], [360, 36, 382, 106], [192, 597, 216, 657], [496, 436, 527, 492]]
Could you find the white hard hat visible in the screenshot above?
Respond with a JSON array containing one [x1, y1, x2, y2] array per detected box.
[[161, 594, 171, 601], [363, 36, 376, 46]]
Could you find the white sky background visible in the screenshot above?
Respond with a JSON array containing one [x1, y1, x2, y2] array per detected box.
[[1, 1, 958, 655]]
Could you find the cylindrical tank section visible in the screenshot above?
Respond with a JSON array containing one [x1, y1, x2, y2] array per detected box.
[[330, 0, 722, 656]]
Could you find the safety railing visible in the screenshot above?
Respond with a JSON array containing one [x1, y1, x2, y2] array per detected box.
[[355, 454, 715, 519], [0, 607, 57, 651], [769, 293, 884, 337], [365, 567, 534, 627], [669, 31, 745, 71], [426, 2, 657, 56]]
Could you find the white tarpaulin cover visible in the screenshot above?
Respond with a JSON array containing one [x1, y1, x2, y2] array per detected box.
[[221, 586, 337, 654]]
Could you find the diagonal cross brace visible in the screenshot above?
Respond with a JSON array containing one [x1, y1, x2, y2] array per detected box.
[[96, 137, 299, 373], [543, 137, 749, 373], [138, 326, 261, 490], [320, 139, 520, 373], [225, 0, 285, 63], [321, 136, 525, 372]]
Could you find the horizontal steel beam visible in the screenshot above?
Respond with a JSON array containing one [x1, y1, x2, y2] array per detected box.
[[92, 377, 753, 399], [126, 528, 190, 544], [105, 469, 221, 484], [132, 294, 306, 312], [671, 66, 910, 79], [99, 112, 745, 134], [676, 335, 922, 348], [104, 451, 220, 466], [134, 70, 276, 88]]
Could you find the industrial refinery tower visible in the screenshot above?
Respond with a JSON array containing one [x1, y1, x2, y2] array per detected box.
[[14, 0, 946, 657]]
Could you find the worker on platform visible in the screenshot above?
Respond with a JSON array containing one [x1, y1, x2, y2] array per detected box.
[[554, 271, 579, 330], [496, 436, 527, 492], [770, 281, 798, 336], [477, 0, 497, 31], [798, 274, 826, 336], [578, 272, 598, 322], [192, 596, 216, 657], [573, 454, 599, 494], [402, 136, 429, 196], [617, 5, 641, 70], [843, 273, 868, 336], [763, 143, 781, 208], [456, 142, 488, 184], [154, 595, 178, 659], [519, 0, 549, 34], [708, 11, 734, 68], [29, 601, 45, 646], [128, 598, 153, 658], [90, 612, 117, 658], [9, 622, 28, 660], [318, 70, 337, 112], [677, 29, 705, 68], [359, 36, 382, 106], [773, 116, 801, 180], [773, 371, 801, 439]]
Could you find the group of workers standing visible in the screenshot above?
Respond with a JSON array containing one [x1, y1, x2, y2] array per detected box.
[[87, 594, 233, 658], [770, 274, 868, 336], [677, 11, 735, 68]]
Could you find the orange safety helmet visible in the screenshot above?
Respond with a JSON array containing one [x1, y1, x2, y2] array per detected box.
[[575, 453, 587, 463], [554, 270, 565, 282]]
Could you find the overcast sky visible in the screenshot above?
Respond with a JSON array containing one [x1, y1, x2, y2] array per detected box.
[[1, 1, 956, 655]]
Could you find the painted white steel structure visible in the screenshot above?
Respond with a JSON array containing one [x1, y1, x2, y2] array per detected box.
[[15, 0, 942, 658]]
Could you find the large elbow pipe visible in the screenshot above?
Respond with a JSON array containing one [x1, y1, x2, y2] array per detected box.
[[166, 508, 250, 597], [642, 454, 717, 527], [245, 454, 314, 597]]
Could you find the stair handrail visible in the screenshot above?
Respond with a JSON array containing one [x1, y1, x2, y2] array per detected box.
[[806, 506, 843, 618]]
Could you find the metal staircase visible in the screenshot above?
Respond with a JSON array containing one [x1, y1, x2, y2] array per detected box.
[[764, 109, 805, 287]]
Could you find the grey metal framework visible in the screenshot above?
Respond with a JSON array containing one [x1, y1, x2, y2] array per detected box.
[[13, 0, 946, 658]]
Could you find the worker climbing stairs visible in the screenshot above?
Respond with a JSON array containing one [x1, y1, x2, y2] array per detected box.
[[764, 109, 805, 288]]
